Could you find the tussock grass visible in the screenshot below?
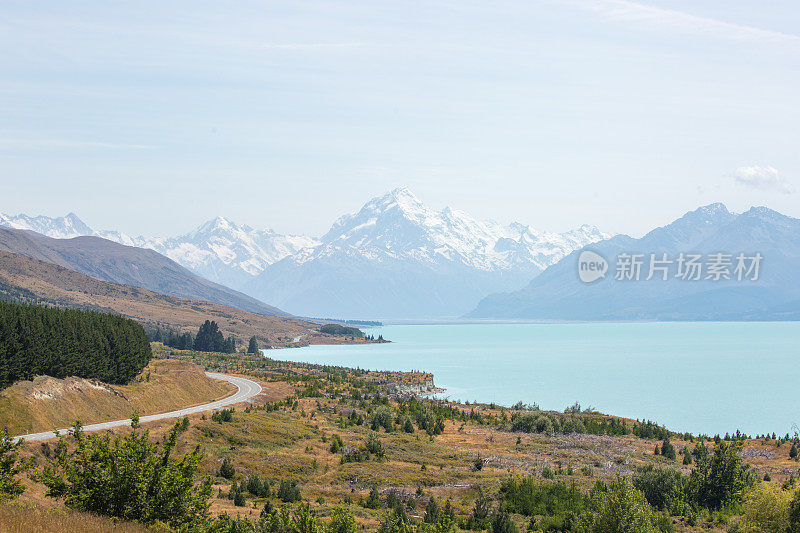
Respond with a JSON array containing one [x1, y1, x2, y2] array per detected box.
[[0, 502, 157, 533]]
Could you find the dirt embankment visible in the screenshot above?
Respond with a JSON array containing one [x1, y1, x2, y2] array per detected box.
[[0, 359, 235, 435]]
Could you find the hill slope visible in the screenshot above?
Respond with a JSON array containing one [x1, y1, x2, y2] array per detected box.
[[468, 204, 800, 320], [0, 250, 329, 345], [0, 359, 233, 435], [0, 227, 287, 317], [1, 212, 318, 289]]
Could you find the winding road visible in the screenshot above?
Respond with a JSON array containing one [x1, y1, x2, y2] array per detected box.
[[13, 372, 262, 443]]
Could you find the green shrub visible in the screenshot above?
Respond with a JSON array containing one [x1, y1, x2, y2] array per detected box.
[[660, 439, 676, 461], [577, 476, 659, 532], [377, 506, 413, 533], [371, 406, 395, 432], [39, 422, 211, 529], [423, 497, 440, 524], [277, 479, 302, 502], [789, 488, 800, 532], [500, 477, 583, 519], [686, 441, 753, 510], [465, 494, 491, 531], [330, 434, 344, 453], [0, 430, 29, 501], [632, 464, 686, 513], [490, 505, 518, 533], [366, 432, 385, 458], [736, 483, 792, 533], [212, 408, 235, 423], [327, 507, 358, 533], [219, 457, 235, 479], [365, 486, 382, 509]]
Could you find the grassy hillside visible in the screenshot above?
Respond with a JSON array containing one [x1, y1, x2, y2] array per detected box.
[[0, 250, 367, 347], [0, 358, 234, 435], [0, 227, 287, 317], [6, 348, 798, 531]]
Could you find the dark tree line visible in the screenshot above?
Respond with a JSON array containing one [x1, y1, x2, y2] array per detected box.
[[318, 324, 364, 337], [148, 320, 236, 353], [0, 300, 151, 389]]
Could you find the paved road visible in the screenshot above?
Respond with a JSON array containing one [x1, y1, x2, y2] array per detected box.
[[13, 372, 262, 443]]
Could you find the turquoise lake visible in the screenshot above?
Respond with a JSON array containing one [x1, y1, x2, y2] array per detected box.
[[276, 322, 800, 436]]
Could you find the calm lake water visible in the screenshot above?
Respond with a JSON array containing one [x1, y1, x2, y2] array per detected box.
[[275, 322, 800, 436]]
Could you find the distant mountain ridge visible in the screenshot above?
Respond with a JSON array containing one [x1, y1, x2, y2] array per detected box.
[[0, 212, 317, 289], [468, 203, 800, 320], [245, 188, 609, 318], [0, 212, 94, 239], [0, 227, 287, 317], [2, 188, 609, 318]]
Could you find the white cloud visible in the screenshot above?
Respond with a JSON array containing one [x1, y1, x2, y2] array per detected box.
[[733, 165, 794, 194], [565, 0, 800, 47]]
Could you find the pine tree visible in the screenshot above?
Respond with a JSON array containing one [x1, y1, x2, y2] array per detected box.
[[218, 457, 235, 479], [0, 301, 150, 388], [365, 486, 382, 509], [424, 497, 440, 523], [247, 336, 259, 354]]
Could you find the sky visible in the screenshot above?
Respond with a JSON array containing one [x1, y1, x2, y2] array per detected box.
[[1, 0, 798, 238]]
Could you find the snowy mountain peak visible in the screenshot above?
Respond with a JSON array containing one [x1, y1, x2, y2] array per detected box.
[[695, 203, 736, 221], [194, 216, 237, 234], [311, 188, 611, 272], [187, 216, 258, 242], [690, 202, 733, 224], [0, 211, 94, 239], [359, 187, 425, 217], [248, 190, 612, 318], [386, 186, 420, 203], [697, 202, 730, 215]]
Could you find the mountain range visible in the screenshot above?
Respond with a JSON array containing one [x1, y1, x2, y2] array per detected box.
[[0, 227, 286, 317], [245, 188, 609, 318], [0, 212, 317, 290], [1, 188, 609, 318], [468, 204, 800, 320]]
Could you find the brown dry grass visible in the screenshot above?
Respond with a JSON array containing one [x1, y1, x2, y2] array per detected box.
[[0, 502, 157, 533], [0, 359, 234, 435]]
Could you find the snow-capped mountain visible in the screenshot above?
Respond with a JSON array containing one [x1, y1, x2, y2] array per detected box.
[[244, 188, 610, 318], [132, 218, 319, 289], [2, 189, 609, 318], [0, 212, 93, 239], [0, 212, 319, 290], [303, 187, 606, 271]]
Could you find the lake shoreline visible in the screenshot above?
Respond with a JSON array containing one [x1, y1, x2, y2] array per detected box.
[[278, 322, 800, 436]]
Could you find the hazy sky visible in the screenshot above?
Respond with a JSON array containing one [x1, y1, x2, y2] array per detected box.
[[1, 0, 798, 238]]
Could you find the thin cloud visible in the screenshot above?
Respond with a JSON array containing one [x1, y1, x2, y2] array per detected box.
[[565, 0, 800, 47], [0, 139, 152, 150], [258, 43, 364, 51], [733, 165, 794, 194]]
